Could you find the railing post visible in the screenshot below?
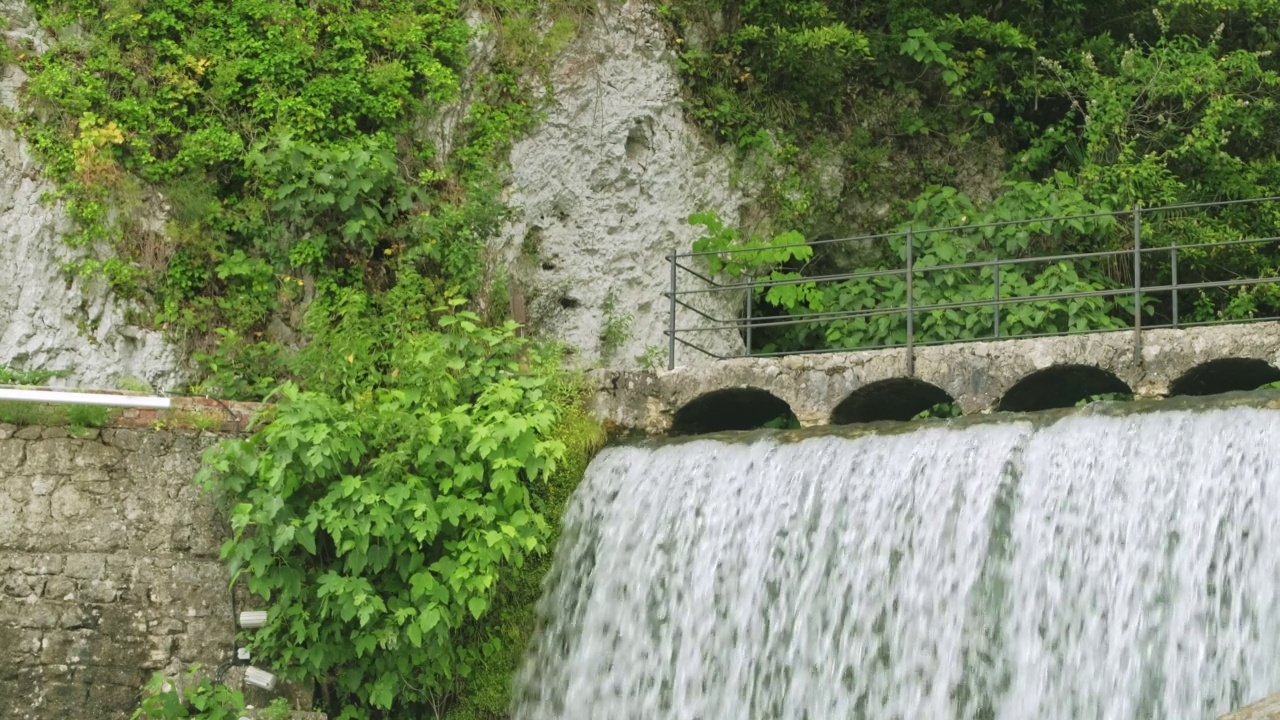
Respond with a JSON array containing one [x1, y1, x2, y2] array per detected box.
[[1170, 247, 1178, 329], [993, 258, 1001, 339], [667, 252, 677, 370], [906, 227, 915, 376], [744, 278, 753, 357], [1132, 204, 1142, 362]]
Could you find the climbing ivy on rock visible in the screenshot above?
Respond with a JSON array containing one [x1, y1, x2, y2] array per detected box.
[[16, 0, 557, 396]]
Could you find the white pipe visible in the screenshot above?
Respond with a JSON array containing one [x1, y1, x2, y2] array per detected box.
[[0, 388, 171, 409]]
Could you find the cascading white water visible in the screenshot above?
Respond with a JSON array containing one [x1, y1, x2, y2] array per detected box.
[[514, 407, 1280, 720]]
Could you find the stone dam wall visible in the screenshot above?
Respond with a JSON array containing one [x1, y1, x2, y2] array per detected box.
[[0, 424, 232, 720]]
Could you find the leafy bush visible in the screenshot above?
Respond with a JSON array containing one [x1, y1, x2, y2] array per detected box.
[[131, 668, 277, 720], [198, 271, 576, 718]]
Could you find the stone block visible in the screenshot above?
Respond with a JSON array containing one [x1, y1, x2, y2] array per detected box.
[[3, 573, 38, 598], [23, 439, 82, 475], [7, 554, 64, 575], [74, 442, 122, 470], [16, 601, 61, 628], [62, 554, 105, 580], [79, 580, 120, 604], [0, 439, 25, 471], [14, 426, 42, 440], [50, 484, 90, 520], [43, 577, 75, 600]]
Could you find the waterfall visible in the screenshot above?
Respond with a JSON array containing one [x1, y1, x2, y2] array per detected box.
[[514, 406, 1280, 720]]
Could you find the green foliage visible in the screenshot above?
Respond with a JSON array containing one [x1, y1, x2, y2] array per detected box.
[[635, 344, 668, 370], [131, 669, 248, 720], [912, 401, 962, 420], [198, 271, 578, 718], [443, 379, 605, 720], [761, 412, 802, 429], [67, 404, 111, 429], [0, 400, 115, 428], [0, 365, 68, 386], [599, 289, 633, 364], [670, 0, 1280, 342], [1075, 392, 1134, 407], [693, 178, 1157, 353], [19, 0, 559, 398]]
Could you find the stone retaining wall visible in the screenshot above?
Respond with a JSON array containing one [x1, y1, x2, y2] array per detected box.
[[0, 424, 232, 720]]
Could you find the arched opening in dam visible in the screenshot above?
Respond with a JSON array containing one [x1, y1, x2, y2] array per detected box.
[[670, 387, 796, 435], [830, 378, 956, 424], [998, 364, 1132, 412], [1168, 357, 1280, 397]]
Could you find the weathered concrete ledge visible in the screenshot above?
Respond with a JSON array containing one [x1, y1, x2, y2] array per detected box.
[[589, 322, 1280, 433], [1221, 693, 1280, 719]]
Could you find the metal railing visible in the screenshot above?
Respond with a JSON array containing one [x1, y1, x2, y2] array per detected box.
[[663, 196, 1280, 370]]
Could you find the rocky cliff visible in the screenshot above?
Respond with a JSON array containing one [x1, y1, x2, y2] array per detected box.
[[0, 0, 745, 386], [494, 0, 744, 368], [0, 0, 186, 391]]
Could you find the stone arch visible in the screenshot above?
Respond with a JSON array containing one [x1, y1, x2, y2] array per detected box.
[[830, 378, 956, 425], [670, 387, 796, 436], [998, 364, 1133, 413], [1168, 357, 1280, 397]]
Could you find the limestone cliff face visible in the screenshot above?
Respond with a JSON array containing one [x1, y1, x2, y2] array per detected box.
[[0, 0, 743, 385], [0, 0, 187, 391], [495, 0, 746, 369]]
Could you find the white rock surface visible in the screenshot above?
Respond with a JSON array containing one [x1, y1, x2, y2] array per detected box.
[[495, 0, 745, 369], [0, 0, 187, 391]]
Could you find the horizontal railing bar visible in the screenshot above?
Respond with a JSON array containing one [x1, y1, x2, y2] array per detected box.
[[0, 388, 172, 408], [913, 247, 1129, 274], [674, 208, 1132, 259], [1144, 275, 1280, 293], [678, 196, 1280, 260], [1148, 313, 1280, 330], [739, 324, 1147, 358], [674, 239, 1280, 302], [668, 266, 907, 297], [671, 286, 1147, 334], [740, 313, 1280, 359], [1137, 235, 1280, 253], [672, 241, 1280, 300], [679, 278, 1280, 340], [741, 340, 907, 359], [678, 236, 1280, 300], [1136, 195, 1280, 215]]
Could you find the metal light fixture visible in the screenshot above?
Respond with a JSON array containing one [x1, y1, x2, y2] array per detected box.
[[238, 610, 268, 628], [244, 666, 276, 691]]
